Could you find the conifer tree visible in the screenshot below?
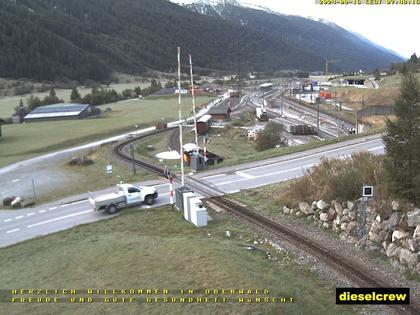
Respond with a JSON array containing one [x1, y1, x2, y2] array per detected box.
[[71, 87, 81, 102], [383, 73, 420, 203]]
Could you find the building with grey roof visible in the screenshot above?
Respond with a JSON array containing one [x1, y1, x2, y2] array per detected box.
[[24, 103, 100, 122]]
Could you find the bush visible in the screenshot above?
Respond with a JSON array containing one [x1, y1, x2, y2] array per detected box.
[[256, 122, 283, 151], [277, 152, 388, 204]]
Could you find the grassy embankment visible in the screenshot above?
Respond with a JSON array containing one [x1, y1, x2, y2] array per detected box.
[[0, 96, 213, 168], [0, 206, 359, 315], [317, 73, 420, 127], [134, 119, 383, 172]]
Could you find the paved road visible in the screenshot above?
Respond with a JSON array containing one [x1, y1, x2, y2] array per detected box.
[[0, 182, 173, 248], [0, 134, 384, 248], [198, 135, 384, 193]]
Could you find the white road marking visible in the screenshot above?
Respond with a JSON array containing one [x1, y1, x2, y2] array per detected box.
[[6, 229, 20, 234], [60, 204, 69, 208], [49, 207, 57, 210], [4, 219, 13, 223], [27, 210, 93, 229], [27, 212, 35, 217], [202, 174, 226, 180], [368, 146, 384, 152], [235, 171, 255, 179], [39, 210, 46, 213], [15, 216, 23, 220], [216, 163, 315, 186]]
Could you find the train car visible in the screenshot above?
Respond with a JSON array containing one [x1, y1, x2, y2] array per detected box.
[[196, 114, 212, 134]]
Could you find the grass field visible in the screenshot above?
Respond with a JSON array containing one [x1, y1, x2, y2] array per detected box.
[[0, 96, 213, 167], [133, 123, 383, 175], [0, 82, 158, 118], [38, 144, 159, 204], [0, 206, 359, 315]]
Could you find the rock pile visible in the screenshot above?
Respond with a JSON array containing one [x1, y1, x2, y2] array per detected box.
[[282, 200, 420, 274], [2, 196, 35, 208]]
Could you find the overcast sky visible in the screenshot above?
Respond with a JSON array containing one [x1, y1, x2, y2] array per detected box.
[[172, 0, 419, 59]]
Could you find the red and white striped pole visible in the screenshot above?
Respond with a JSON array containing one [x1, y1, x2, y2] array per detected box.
[[169, 174, 174, 210]]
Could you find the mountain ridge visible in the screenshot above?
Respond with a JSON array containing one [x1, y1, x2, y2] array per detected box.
[[0, 0, 403, 82]]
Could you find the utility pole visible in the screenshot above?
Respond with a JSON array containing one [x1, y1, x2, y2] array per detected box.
[[280, 96, 284, 117], [325, 59, 340, 82], [32, 178, 37, 202], [130, 144, 136, 175], [355, 110, 359, 134], [316, 97, 320, 136], [177, 47, 185, 187], [189, 54, 198, 148]]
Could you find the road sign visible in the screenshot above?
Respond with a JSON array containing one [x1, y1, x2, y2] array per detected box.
[[106, 165, 113, 174], [362, 186, 373, 197]]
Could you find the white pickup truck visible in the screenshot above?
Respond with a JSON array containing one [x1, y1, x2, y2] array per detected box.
[[89, 184, 158, 214]]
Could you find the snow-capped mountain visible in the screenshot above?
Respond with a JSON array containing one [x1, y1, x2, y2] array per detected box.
[[176, 0, 403, 72]]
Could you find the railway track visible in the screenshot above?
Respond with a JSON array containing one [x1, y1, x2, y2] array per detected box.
[[114, 128, 419, 315]]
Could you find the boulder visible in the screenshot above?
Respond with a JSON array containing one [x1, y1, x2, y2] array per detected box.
[[399, 248, 419, 269], [341, 215, 351, 223], [295, 211, 302, 217], [346, 221, 357, 233], [407, 209, 420, 227], [342, 208, 349, 216], [322, 222, 331, 229], [11, 197, 22, 208], [385, 212, 400, 230], [282, 206, 290, 215], [375, 215, 382, 223], [327, 209, 337, 221], [392, 230, 410, 242], [311, 201, 318, 210], [413, 225, 420, 239], [381, 241, 389, 251], [386, 243, 400, 258], [347, 201, 356, 212], [348, 211, 356, 221], [398, 214, 409, 230], [21, 198, 35, 208], [369, 231, 384, 243], [340, 223, 348, 231], [334, 201, 343, 215], [391, 200, 401, 212], [2, 197, 15, 207], [333, 216, 341, 226], [369, 221, 381, 234], [316, 200, 328, 211], [339, 232, 348, 241], [319, 213, 329, 222], [407, 239, 418, 252], [298, 202, 313, 215]]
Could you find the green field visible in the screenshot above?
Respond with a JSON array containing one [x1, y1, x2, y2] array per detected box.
[[0, 206, 359, 315], [0, 82, 158, 118], [0, 96, 213, 167]]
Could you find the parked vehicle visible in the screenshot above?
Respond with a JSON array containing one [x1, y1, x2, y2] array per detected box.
[[89, 184, 158, 214]]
